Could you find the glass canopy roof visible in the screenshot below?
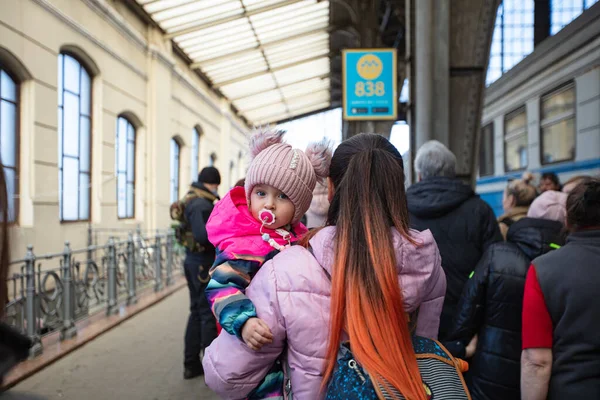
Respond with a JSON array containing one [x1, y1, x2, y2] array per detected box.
[[135, 0, 331, 125]]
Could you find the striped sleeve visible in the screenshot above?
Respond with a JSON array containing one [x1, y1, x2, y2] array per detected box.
[[205, 251, 265, 339]]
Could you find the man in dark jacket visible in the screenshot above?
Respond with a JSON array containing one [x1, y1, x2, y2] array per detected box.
[[182, 167, 221, 380], [407, 140, 502, 340]]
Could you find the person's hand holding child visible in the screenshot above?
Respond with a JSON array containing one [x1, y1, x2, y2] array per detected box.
[[242, 318, 273, 351]]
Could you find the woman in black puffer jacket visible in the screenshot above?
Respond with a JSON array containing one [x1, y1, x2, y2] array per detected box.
[[447, 190, 567, 400]]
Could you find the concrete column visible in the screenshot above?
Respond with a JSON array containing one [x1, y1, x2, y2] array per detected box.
[[415, 0, 433, 149], [91, 76, 104, 223], [19, 80, 35, 227], [433, 0, 450, 147], [145, 28, 174, 231], [415, 0, 450, 150], [218, 100, 233, 193]]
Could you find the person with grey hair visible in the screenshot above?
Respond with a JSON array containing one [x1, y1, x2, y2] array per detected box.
[[407, 140, 502, 342]]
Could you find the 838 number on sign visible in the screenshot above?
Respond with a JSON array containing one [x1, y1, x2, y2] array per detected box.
[[355, 81, 385, 97]]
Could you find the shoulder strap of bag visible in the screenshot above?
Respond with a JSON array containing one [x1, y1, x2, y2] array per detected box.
[[188, 187, 219, 203]]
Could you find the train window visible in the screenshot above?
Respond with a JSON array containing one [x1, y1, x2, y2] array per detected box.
[[541, 83, 575, 164], [479, 123, 495, 177], [504, 107, 528, 171]]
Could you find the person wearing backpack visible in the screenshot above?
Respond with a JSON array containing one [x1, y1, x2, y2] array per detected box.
[[171, 166, 221, 380], [203, 134, 471, 399]]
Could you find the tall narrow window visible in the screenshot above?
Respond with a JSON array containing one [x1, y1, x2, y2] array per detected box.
[[504, 107, 528, 172], [487, 1, 535, 86], [170, 139, 181, 203], [0, 68, 18, 223], [540, 83, 576, 164], [116, 116, 136, 219], [479, 123, 495, 177], [191, 128, 200, 179], [209, 153, 217, 167], [551, 0, 598, 35], [58, 53, 92, 221]]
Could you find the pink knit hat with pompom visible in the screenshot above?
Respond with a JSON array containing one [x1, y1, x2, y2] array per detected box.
[[245, 128, 332, 223]]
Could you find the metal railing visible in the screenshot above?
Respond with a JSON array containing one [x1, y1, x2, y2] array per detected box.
[[4, 230, 184, 358]]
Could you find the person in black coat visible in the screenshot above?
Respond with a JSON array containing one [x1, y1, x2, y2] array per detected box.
[[0, 161, 32, 390], [448, 190, 568, 400], [182, 167, 221, 380], [407, 140, 502, 340]]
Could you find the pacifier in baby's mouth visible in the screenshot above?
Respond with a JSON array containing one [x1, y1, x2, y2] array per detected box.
[[259, 209, 291, 250], [260, 209, 277, 243], [259, 209, 276, 226]]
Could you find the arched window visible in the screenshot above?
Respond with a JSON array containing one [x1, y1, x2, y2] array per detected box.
[[209, 152, 217, 167], [58, 53, 92, 221], [191, 127, 200, 179], [0, 67, 18, 223], [116, 116, 136, 219], [170, 138, 181, 203]]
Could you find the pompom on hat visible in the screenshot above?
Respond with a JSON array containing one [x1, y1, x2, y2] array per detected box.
[[244, 128, 332, 224]]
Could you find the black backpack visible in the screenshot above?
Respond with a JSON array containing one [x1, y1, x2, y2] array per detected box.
[[169, 187, 218, 252]]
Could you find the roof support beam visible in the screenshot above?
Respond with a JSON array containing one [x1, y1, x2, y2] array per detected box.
[[231, 73, 330, 101], [256, 101, 331, 124], [276, 104, 337, 125], [165, 0, 305, 39], [215, 53, 331, 88], [240, 1, 291, 118], [190, 26, 331, 68], [240, 89, 330, 113]]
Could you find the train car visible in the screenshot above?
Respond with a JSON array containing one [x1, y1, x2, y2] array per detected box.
[[476, 5, 600, 216]]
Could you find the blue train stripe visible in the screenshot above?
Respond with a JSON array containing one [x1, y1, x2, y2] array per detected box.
[[476, 158, 600, 185]]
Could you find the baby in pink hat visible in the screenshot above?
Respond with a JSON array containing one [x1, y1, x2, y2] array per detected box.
[[205, 127, 331, 347], [205, 128, 330, 397]]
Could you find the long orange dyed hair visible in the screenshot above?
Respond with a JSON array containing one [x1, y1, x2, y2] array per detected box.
[[310, 134, 426, 399]]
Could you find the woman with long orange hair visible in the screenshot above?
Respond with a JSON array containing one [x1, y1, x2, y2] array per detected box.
[[203, 133, 446, 399]]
